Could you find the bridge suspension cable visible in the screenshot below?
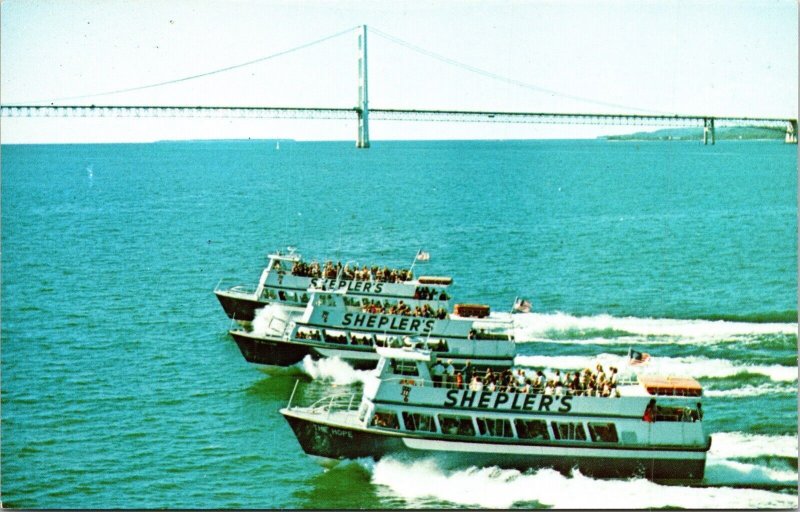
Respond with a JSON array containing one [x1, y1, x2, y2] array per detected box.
[[369, 26, 667, 116], [9, 26, 359, 106]]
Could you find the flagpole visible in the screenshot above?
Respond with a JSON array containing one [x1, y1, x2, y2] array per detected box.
[[409, 248, 421, 273]]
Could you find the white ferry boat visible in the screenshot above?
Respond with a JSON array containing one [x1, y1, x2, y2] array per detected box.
[[228, 288, 515, 369], [280, 348, 711, 481], [215, 249, 453, 326]]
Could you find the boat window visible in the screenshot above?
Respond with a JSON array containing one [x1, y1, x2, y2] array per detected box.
[[390, 359, 420, 377], [371, 410, 400, 430], [402, 412, 437, 433], [350, 333, 374, 347], [300, 293, 309, 304], [588, 423, 619, 443], [261, 288, 277, 300], [655, 406, 693, 423], [286, 292, 299, 303], [514, 419, 550, 440], [428, 339, 449, 352], [295, 328, 321, 341], [375, 335, 389, 348], [476, 417, 514, 438], [278, 291, 287, 301], [551, 421, 587, 441], [438, 415, 476, 436], [323, 329, 348, 345]]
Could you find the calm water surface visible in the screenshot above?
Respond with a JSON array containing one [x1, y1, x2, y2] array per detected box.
[[2, 139, 797, 508]]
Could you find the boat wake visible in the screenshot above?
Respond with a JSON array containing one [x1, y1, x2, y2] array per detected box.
[[299, 355, 374, 385], [709, 432, 797, 459], [368, 456, 798, 509], [514, 353, 798, 382], [511, 311, 797, 344]]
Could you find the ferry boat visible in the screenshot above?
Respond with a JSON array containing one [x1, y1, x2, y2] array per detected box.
[[214, 249, 454, 327], [280, 347, 711, 481], [228, 287, 515, 370]]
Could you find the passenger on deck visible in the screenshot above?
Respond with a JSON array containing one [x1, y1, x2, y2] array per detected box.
[[432, 360, 445, 388], [445, 360, 455, 388]]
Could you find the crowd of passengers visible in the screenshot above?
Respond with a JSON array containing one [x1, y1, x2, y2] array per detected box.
[[431, 361, 621, 397], [362, 300, 448, 319], [286, 259, 414, 283]]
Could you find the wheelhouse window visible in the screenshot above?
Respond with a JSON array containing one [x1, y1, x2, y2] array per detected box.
[[588, 423, 619, 443], [390, 359, 420, 377], [428, 339, 449, 352], [371, 410, 400, 429], [476, 417, 514, 438], [514, 419, 550, 440], [315, 294, 336, 307], [402, 412, 437, 433], [439, 415, 476, 436], [551, 421, 587, 441], [261, 288, 277, 300]]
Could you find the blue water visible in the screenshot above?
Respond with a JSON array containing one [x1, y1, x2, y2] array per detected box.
[[2, 139, 797, 508]]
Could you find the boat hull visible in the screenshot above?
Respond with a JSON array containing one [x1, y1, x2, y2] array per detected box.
[[229, 331, 311, 366], [282, 411, 707, 481], [229, 332, 379, 369], [214, 290, 263, 323]]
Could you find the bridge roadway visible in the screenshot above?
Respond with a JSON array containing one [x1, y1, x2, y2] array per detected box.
[[2, 104, 797, 144]]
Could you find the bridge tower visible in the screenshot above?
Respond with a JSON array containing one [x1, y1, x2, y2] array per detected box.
[[786, 120, 798, 144], [703, 118, 715, 145], [356, 25, 370, 148]]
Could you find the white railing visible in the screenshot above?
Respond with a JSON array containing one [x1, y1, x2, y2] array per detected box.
[[214, 278, 257, 295]]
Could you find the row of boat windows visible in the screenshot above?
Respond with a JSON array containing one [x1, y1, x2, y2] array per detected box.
[[294, 327, 451, 351], [368, 409, 619, 443], [262, 289, 308, 304], [261, 289, 447, 307]]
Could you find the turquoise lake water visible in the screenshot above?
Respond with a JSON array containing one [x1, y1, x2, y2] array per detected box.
[[1, 139, 797, 508]]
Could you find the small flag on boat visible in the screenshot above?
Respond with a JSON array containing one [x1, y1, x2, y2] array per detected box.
[[416, 250, 430, 261], [512, 297, 532, 313], [628, 348, 650, 365]]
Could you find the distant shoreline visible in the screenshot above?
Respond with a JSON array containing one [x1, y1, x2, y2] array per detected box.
[[602, 125, 785, 141]]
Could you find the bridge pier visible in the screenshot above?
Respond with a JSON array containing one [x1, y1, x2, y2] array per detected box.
[[786, 120, 798, 144], [703, 118, 715, 145], [356, 25, 370, 148]]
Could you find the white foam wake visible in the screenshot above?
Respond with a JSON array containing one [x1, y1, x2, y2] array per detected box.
[[299, 355, 374, 385], [514, 354, 798, 382], [370, 457, 798, 509], [704, 457, 798, 488], [512, 311, 796, 342], [710, 432, 798, 459], [704, 383, 798, 398]]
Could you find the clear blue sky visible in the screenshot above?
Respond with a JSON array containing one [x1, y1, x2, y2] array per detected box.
[[1, 0, 797, 143]]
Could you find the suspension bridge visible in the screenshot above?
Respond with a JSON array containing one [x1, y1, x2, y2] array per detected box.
[[2, 26, 796, 147]]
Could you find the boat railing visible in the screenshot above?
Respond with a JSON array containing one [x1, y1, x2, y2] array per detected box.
[[214, 278, 257, 295], [289, 386, 360, 419]]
